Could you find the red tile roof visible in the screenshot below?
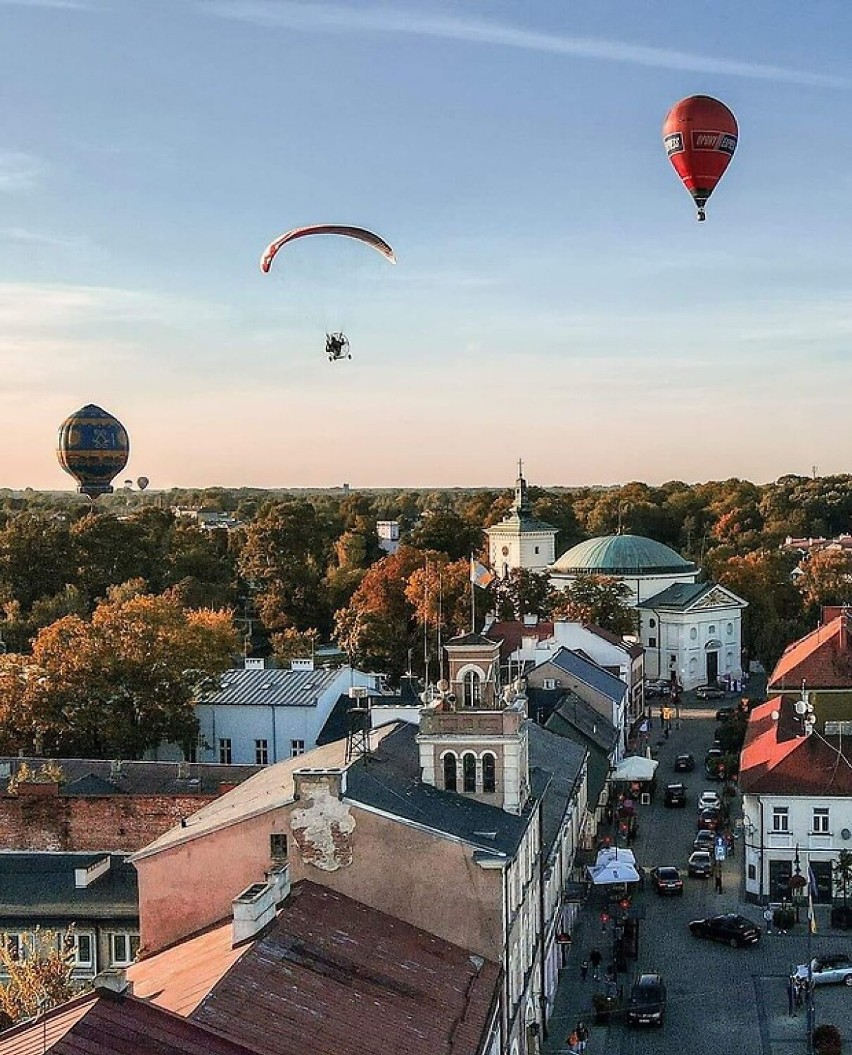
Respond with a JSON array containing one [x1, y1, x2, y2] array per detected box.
[[768, 614, 852, 690], [131, 881, 500, 1055], [739, 697, 852, 795], [485, 620, 554, 660], [0, 991, 257, 1055]]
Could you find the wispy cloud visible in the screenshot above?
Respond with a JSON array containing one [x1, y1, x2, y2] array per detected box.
[[0, 151, 44, 192], [0, 0, 91, 9], [202, 1, 849, 89]]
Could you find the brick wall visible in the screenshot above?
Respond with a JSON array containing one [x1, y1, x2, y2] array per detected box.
[[0, 794, 217, 852]]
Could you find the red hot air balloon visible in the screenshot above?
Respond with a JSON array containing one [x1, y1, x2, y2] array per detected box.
[[662, 95, 738, 221]]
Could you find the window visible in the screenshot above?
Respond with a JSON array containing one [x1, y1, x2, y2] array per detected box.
[[534, 546, 539, 554], [218, 738, 232, 765], [690, 627, 697, 640], [669, 655, 677, 666], [708, 625, 716, 635], [482, 753, 496, 794], [185, 741, 197, 763], [813, 807, 830, 834], [543, 678, 557, 691], [109, 933, 140, 967], [56, 932, 94, 969], [726, 623, 734, 636], [463, 670, 481, 708], [648, 637, 656, 648], [772, 806, 789, 832], [649, 618, 656, 628], [443, 753, 457, 792], [462, 752, 477, 793], [290, 739, 305, 757], [748, 864, 756, 881], [255, 739, 269, 765], [270, 833, 288, 859]]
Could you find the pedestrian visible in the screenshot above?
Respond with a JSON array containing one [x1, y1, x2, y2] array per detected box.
[[576, 1021, 589, 1053], [580, 958, 588, 981], [763, 906, 773, 934], [589, 947, 602, 980], [787, 975, 797, 1017], [795, 978, 804, 1010], [567, 1030, 580, 1054], [715, 871, 723, 893]]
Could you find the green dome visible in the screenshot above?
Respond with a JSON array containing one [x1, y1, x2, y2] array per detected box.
[[551, 534, 696, 576]]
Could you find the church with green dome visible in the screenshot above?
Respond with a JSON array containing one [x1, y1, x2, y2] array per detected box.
[[549, 533, 747, 690]]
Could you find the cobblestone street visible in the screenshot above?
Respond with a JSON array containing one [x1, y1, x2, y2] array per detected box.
[[544, 690, 851, 1055]]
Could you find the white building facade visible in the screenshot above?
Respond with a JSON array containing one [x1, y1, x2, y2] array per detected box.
[[486, 465, 557, 577]]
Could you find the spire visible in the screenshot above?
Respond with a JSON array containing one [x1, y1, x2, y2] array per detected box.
[[514, 459, 529, 514]]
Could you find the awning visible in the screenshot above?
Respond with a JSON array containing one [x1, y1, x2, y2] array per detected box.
[[610, 755, 659, 782], [595, 847, 637, 869], [586, 860, 640, 885]]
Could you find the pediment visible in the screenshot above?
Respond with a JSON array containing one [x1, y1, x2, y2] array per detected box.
[[689, 585, 747, 611]]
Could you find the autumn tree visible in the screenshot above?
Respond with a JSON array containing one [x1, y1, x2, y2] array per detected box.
[[11, 588, 239, 758], [0, 930, 79, 1029], [270, 627, 320, 667], [406, 510, 483, 562], [550, 576, 635, 636], [405, 557, 477, 641], [794, 547, 852, 621]]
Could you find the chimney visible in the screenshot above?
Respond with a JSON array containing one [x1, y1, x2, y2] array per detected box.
[[292, 768, 345, 802], [231, 866, 289, 946]]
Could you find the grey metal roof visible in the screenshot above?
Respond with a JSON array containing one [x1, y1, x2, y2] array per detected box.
[[345, 723, 542, 857], [546, 647, 628, 703], [638, 581, 715, 610], [527, 723, 587, 858], [551, 534, 696, 575], [0, 852, 138, 920], [544, 698, 617, 808], [198, 667, 341, 708]]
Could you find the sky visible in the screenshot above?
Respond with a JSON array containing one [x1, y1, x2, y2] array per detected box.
[[2, 0, 852, 492]]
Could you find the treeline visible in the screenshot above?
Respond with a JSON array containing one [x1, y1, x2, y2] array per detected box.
[[2, 473, 852, 691]]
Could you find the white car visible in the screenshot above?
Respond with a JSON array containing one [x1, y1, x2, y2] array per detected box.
[[698, 791, 721, 811], [794, 955, 852, 987]]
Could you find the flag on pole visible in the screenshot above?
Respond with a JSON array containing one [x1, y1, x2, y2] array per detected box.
[[470, 559, 496, 589], [807, 865, 818, 934]]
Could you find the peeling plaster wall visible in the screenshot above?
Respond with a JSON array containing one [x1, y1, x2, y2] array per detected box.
[[290, 781, 356, 871]]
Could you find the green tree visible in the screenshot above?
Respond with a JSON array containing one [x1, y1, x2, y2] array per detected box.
[[550, 575, 635, 636], [407, 510, 483, 562], [794, 547, 852, 621], [494, 568, 554, 621]]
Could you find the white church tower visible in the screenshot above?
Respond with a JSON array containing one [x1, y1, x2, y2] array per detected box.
[[486, 461, 558, 578]]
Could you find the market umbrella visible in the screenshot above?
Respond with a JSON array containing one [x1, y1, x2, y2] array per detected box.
[[595, 847, 637, 869], [611, 755, 659, 782], [587, 860, 641, 885]]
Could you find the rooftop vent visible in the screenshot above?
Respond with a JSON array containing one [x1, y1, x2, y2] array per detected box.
[[232, 868, 289, 946], [75, 855, 112, 889]]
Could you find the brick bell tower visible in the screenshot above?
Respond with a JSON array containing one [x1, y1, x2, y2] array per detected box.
[[417, 632, 530, 815]]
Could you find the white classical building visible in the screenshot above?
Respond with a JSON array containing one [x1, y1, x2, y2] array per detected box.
[[549, 534, 747, 690], [486, 464, 557, 577]]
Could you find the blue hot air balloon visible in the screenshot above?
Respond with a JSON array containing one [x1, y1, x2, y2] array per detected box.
[[56, 404, 130, 500]]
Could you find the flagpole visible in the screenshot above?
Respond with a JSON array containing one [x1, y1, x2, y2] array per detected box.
[[470, 554, 476, 633]]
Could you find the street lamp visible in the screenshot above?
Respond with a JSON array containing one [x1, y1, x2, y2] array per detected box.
[[790, 845, 806, 925]]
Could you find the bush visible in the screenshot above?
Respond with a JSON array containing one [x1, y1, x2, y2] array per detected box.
[[813, 1024, 842, 1055]]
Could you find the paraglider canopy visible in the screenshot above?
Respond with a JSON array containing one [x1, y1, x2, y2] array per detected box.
[[56, 404, 129, 500], [259, 224, 396, 274], [662, 95, 738, 220]]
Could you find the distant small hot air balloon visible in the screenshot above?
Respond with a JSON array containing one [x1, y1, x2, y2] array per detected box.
[[56, 404, 129, 500], [136, 476, 149, 491], [662, 95, 738, 221]]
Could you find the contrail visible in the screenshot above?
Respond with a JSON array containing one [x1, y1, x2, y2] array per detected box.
[[202, 1, 848, 89]]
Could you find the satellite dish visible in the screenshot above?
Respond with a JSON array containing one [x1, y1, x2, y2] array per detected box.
[[437, 679, 449, 693], [794, 699, 807, 715], [771, 710, 780, 721]]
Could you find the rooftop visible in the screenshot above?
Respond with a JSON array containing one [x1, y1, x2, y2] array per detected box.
[[551, 534, 696, 576], [768, 613, 852, 690], [0, 852, 138, 920], [198, 666, 344, 708], [128, 881, 501, 1055], [0, 758, 261, 797], [739, 697, 852, 796], [540, 646, 628, 703]]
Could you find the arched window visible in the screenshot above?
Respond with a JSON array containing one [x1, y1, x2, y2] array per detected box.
[[462, 752, 477, 793], [463, 670, 481, 708], [482, 753, 496, 794], [443, 753, 457, 792]]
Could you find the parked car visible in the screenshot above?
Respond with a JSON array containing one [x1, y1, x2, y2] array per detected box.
[[692, 830, 717, 853], [644, 679, 671, 699], [704, 748, 725, 779], [697, 808, 722, 831], [650, 866, 684, 896], [697, 790, 721, 811], [628, 973, 667, 1026], [689, 914, 761, 947], [696, 685, 727, 700], [664, 783, 687, 808], [674, 753, 695, 773], [687, 851, 714, 877], [794, 955, 852, 987], [715, 706, 737, 722]]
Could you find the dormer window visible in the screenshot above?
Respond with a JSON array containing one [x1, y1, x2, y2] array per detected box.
[[443, 753, 458, 792], [463, 670, 481, 708], [543, 678, 557, 690]]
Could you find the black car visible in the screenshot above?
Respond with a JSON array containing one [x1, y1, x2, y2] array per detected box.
[[674, 753, 695, 772], [715, 706, 737, 722], [628, 973, 667, 1026], [687, 850, 714, 877], [689, 913, 761, 947], [650, 866, 684, 896], [664, 783, 687, 808]]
